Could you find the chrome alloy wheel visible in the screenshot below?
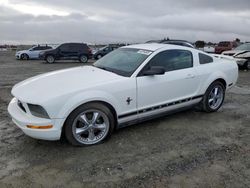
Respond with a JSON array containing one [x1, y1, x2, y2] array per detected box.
[[208, 85, 224, 110], [72, 110, 110, 145]]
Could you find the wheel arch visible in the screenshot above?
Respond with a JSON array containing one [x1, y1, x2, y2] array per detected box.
[[21, 53, 29, 59], [45, 54, 55, 58], [213, 78, 227, 88], [203, 77, 227, 94], [61, 100, 118, 139]]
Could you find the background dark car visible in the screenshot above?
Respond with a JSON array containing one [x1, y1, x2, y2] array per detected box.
[[215, 41, 237, 54], [93, 46, 115, 60], [146, 39, 194, 48], [93, 44, 125, 59], [39, 43, 92, 63]]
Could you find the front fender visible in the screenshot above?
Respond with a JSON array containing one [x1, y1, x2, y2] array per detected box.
[[57, 90, 120, 120]]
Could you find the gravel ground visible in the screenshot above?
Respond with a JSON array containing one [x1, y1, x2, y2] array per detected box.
[[0, 51, 250, 188]]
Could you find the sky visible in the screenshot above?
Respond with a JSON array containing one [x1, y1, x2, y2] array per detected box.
[[0, 0, 250, 44]]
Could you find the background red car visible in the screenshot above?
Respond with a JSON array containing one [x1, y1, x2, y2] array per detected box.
[[215, 41, 237, 54]]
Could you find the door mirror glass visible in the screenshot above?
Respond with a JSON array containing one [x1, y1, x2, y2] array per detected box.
[[143, 66, 165, 76]]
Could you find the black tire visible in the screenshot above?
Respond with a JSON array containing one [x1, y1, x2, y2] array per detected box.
[[242, 61, 249, 70], [21, 53, 29, 60], [97, 54, 102, 59], [64, 103, 115, 146], [199, 81, 225, 113], [79, 55, 88, 63], [46, 55, 55, 63]]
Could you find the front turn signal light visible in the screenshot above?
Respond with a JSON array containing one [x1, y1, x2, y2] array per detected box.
[[26, 125, 53, 129]]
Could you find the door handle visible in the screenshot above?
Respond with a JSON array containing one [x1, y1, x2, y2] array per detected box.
[[186, 74, 195, 79]]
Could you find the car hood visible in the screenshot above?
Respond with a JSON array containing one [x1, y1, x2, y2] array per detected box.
[[12, 66, 123, 104], [16, 50, 28, 54], [222, 50, 239, 54], [223, 50, 249, 56], [234, 51, 250, 58]]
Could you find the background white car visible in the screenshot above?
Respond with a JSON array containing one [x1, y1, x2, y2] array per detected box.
[[8, 44, 238, 146], [16, 45, 52, 60], [222, 43, 250, 56], [222, 43, 250, 69]]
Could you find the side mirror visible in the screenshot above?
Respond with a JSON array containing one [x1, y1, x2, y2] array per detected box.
[[143, 66, 165, 76]]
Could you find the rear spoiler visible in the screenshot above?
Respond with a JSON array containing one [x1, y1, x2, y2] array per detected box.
[[212, 54, 235, 61]]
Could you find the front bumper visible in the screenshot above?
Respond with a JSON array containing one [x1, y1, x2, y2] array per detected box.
[[235, 58, 247, 66], [8, 98, 63, 141], [16, 54, 21, 59]]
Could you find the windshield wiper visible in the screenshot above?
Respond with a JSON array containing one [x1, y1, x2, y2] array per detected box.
[[93, 65, 121, 75], [94, 65, 109, 71]]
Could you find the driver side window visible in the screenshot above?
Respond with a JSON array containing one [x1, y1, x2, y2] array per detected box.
[[31, 47, 39, 51], [148, 49, 193, 72], [59, 44, 69, 51]]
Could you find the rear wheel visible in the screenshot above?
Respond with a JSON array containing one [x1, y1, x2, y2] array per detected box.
[[46, 55, 55, 63], [79, 55, 88, 63], [200, 81, 225, 112], [64, 103, 115, 146]]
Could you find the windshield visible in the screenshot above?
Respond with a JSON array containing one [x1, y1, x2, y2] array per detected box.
[[235, 43, 250, 51], [94, 48, 152, 77], [29, 46, 36, 50], [99, 46, 108, 50]]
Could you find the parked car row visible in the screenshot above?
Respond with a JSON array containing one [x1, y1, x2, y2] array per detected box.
[[15, 43, 126, 63], [16, 43, 92, 63], [15, 41, 250, 70]]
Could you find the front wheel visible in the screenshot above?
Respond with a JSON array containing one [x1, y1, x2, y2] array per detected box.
[[64, 103, 115, 146], [200, 81, 225, 112], [21, 53, 29, 60]]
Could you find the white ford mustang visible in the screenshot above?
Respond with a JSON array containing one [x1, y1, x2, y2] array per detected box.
[[8, 44, 238, 146]]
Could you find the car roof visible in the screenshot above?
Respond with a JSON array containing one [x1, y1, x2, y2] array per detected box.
[[61, 43, 87, 45], [122, 43, 192, 52]]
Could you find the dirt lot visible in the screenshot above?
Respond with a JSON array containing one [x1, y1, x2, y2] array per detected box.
[[0, 51, 249, 188]]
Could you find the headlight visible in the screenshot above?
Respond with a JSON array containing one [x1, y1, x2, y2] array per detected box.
[[28, 104, 50, 119]]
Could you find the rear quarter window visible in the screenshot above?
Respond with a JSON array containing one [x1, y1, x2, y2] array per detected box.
[[199, 53, 213, 64], [71, 44, 87, 51]]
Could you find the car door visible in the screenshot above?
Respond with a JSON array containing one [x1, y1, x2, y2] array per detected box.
[[29, 47, 41, 58], [71, 44, 82, 59], [102, 47, 109, 56], [136, 49, 200, 114], [58, 44, 70, 59]]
